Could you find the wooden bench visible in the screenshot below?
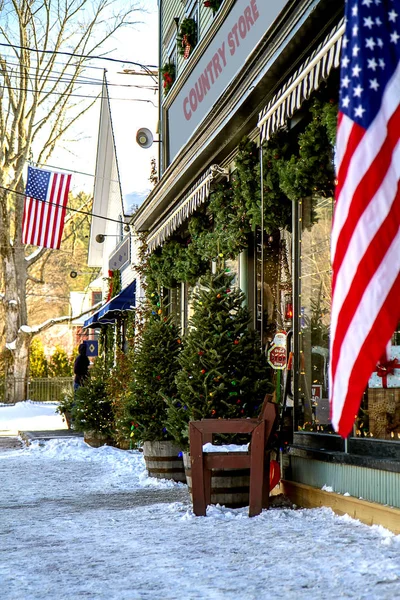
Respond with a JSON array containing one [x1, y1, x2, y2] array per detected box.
[[189, 395, 278, 517]]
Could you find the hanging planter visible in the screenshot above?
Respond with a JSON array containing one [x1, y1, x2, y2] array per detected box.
[[177, 18, 197, 59], [203, 0, 222, 13], [161, 62, 176, 95]]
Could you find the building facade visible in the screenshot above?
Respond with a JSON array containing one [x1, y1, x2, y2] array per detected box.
[[132, 0, 400, 528]]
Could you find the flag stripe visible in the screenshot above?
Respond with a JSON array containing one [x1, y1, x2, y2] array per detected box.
[[332, 106, 400, 296], [331, 225, 400, 432], [329, 0, 400, 437], [331, 169, 400, 383], [21, 167, 71, 250]]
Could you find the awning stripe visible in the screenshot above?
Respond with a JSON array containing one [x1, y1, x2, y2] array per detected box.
[[147, 168, 213, 252], [258, 19, 345, 143]]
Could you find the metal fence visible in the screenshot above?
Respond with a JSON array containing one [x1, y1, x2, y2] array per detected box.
[[0, 377, 74, 404]]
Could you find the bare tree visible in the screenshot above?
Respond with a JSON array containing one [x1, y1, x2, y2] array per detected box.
[[0, 0, 143, 401]]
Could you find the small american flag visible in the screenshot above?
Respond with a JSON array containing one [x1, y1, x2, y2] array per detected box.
[[22, 166, 71, 250], [329, 0, 400, 437]]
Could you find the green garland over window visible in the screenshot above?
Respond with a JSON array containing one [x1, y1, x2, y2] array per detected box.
[[143, 98, 337, 293]]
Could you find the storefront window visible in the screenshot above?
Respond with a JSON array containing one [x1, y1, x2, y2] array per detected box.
[[299, 195, 333, 430], [256, 229, 292, 347], [298, 197, 400, 440]]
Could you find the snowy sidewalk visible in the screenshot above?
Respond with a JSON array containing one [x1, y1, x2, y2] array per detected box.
[[1, 402, 400, 599], [0, 437, 400, 600]]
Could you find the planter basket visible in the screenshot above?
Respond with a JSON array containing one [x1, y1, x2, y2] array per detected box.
[[183, 452, 250, 508], [84, 430, 114, 448], [143, 441, 186, 483]]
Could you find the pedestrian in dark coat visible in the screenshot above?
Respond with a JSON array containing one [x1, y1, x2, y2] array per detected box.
[[74, 343, 90, 391]]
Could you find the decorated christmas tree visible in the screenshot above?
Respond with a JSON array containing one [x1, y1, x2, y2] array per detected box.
[[126, 304, 182, 445], [166, 269, 272, 449]]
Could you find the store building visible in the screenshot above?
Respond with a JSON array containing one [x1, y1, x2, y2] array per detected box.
[[132, 0, 400, 530]]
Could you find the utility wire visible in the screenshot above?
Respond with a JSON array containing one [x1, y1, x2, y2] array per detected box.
[[0, 42, 158, 82], [0, 184, 130, 225], [0, 83, 157, 104], [2, 65, 157, 89]]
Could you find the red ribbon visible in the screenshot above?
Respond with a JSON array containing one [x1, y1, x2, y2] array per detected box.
[[375, 358, 399, 388]]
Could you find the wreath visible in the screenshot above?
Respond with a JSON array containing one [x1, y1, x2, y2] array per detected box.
[[204, 0, 222, 12], [161, 63, 176, 95], [177, 18, 197, 59]]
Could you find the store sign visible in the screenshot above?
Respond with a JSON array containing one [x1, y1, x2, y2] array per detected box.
[[109, 236, 130, 271], [168, 0, 290, 161]]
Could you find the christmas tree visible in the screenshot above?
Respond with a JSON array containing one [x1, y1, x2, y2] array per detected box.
[[125, 306, 182, 445], [72, 359, 115, 436], [166, 269, 272, 449]]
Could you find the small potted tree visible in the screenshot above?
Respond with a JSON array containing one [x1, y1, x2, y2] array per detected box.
[[71, 359, 115, 447], [166, 268, 273, 505], [125, 300, 185, 482]]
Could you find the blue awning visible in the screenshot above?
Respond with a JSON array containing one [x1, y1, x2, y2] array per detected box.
[[83, 280, 136, 328]]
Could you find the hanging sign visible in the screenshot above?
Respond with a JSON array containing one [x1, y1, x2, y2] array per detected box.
[[167, 0, 290, 162]]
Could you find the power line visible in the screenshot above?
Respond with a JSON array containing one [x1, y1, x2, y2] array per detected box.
[[0, 184, 131, 225], [2, 64, 157, 90], [0, 83, 157, 104], [0, 42, 158, 80]]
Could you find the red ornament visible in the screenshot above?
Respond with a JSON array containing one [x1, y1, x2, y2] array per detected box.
[[198, 351, 204, 355], [234, 339, 239, 345], [201, 369, 206, 375]]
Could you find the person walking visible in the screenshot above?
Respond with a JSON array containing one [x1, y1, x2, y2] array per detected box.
[[74, 343, 90, 391]]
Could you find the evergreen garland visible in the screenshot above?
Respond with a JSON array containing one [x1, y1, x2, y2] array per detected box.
[[278, 98, 336, 202], [142, 98, 337, 294], [261, 131, 293, 232]]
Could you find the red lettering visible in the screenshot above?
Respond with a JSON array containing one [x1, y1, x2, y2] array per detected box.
[[232, 23, 240, 48], [228, 31, 235, 56], [212, 52, 222, 78], [200, 71, 211, 95], [244, 6, 254, 29], [238, 15, 247, 39], [251, 0, 259, 21], [218, 42, 226, 68], [206, 61, 215, 85], [183, 97, 191, 121], [189, 88, 198, 113]]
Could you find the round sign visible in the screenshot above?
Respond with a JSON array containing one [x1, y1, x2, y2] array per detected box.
[[267, 344, 287, 370]]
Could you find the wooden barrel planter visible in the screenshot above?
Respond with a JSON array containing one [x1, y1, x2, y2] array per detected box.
[[84, 430, 115, 448], [143, 441, 186, 483], [183, 452, 250, 508]]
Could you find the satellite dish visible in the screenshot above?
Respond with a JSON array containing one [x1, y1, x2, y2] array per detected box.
[[95, 234, 105, 243], [136, 127, 153, 149]]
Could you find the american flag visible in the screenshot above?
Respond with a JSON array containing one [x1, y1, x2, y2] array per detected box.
[[329, 0, 400, 437], [22, 166, 71, 250]]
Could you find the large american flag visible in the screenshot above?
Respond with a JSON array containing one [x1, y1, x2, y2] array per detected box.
[[329, 0, 400, 437], [22, 166, 71, 250]]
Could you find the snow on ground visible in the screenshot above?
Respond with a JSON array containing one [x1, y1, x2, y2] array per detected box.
[[0, 400, 67, 433], [0, 404, 400, 599]]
